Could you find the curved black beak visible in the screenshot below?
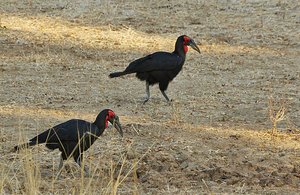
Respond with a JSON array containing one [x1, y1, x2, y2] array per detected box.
[[188, 39, 201, 53], [109, 115, 123, 137]]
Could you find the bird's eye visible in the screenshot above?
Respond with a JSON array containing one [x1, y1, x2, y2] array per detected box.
[[108, 110, 115, 119], [183, 36, 190, 44]]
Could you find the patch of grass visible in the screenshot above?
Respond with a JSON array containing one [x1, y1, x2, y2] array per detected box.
[[268, 96, 286, 135]]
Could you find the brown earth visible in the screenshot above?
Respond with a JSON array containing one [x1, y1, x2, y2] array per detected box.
[[0, 0, 300, 194]]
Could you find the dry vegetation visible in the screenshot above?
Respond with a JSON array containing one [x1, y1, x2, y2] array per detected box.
[[0, 0, 299, 194]]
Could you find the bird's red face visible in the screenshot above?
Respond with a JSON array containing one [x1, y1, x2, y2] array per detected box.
[[182, 35, 201, 54], [105, 109, 123, 137], [183, 36, 191, 44], [105, 110, 115, 128], [183, 36, 191, 53]]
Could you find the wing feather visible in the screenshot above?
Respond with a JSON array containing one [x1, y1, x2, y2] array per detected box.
[[124, 52, 183, 73]]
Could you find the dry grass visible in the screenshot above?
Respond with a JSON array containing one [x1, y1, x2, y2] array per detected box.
[[0, 0, 299, 194], [0, 139, 144, 194], [1, 107, 300, 193], [268, 96, 286, 135]]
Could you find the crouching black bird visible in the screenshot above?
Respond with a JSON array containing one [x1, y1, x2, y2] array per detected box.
[[14, 109, 123, 176], [109, 35, 201, 103]]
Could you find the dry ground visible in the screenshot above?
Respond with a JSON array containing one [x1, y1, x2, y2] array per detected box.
[[0, 0, 300, 194]]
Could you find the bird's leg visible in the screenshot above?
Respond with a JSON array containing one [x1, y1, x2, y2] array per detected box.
[[75, 154, 90, 177], [83, 166, 90, 176], [160, 90, 170, 102], [56, 154, 64, 179], [59, 155, 64, 170], [143, 81, 150, 104]]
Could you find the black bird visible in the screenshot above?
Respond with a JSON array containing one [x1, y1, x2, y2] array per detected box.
[[14, 109, 123, 176], [109, 35, 200, 103]]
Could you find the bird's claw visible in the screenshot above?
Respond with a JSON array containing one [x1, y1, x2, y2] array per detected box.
[[84, 172, 92, 177], [83, 167, 92, 177], [143, 98, 149, 104]]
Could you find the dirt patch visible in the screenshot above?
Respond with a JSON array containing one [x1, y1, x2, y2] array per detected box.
[[0, 0, 299, 194]]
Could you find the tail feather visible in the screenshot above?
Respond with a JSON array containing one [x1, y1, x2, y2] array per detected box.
[[109, 71, 130, 78], [14, 128, 54, 152]]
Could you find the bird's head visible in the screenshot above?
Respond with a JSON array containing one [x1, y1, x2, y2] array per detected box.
[[104, 109, 123, 137], [180, 35, 201, 54]]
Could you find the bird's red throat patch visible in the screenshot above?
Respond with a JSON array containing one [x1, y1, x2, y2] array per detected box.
[[184, 45, 188, 53], [105, 110, 115, 128], [183, 36, 190, 53]]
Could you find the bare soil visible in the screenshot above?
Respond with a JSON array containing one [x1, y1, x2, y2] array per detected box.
[[0, 0, 300, 194]]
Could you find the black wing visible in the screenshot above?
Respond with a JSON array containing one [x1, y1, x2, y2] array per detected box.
[[124, 52, 184, 73], [30, 119, 97, 144]]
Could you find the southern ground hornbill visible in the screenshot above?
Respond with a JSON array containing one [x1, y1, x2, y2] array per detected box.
[[109, 35, 200, 103], [14, 109, 123, 176]]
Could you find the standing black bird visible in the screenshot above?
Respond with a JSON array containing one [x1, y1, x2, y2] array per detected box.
[[109, 35, 200, 103], [14, 109, 123, 176]]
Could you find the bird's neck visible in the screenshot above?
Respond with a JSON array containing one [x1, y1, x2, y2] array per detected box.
[[173, 49, 186, 64], [173, 50, 186, 57], [174, 42, 187, 58], [93, 118, 106, 136]]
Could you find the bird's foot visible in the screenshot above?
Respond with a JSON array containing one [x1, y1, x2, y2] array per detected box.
[[142, 98, 149, 104], [55, 170, 63, 180], [55, 174, 62, 180], [167, 99, 173, 105], [83, 166, 92, 177]]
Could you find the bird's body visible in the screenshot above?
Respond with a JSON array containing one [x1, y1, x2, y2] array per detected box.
[[110, 52, 185, 83], [14, 109, 123, 176], [22, 119, 102, 161], [109, 35, 200, 103]]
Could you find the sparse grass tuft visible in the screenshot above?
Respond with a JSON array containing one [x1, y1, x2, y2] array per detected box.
[[170, 101, 182, 126], [268, 96, 286, 135], [22, 150, 41, 194]]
